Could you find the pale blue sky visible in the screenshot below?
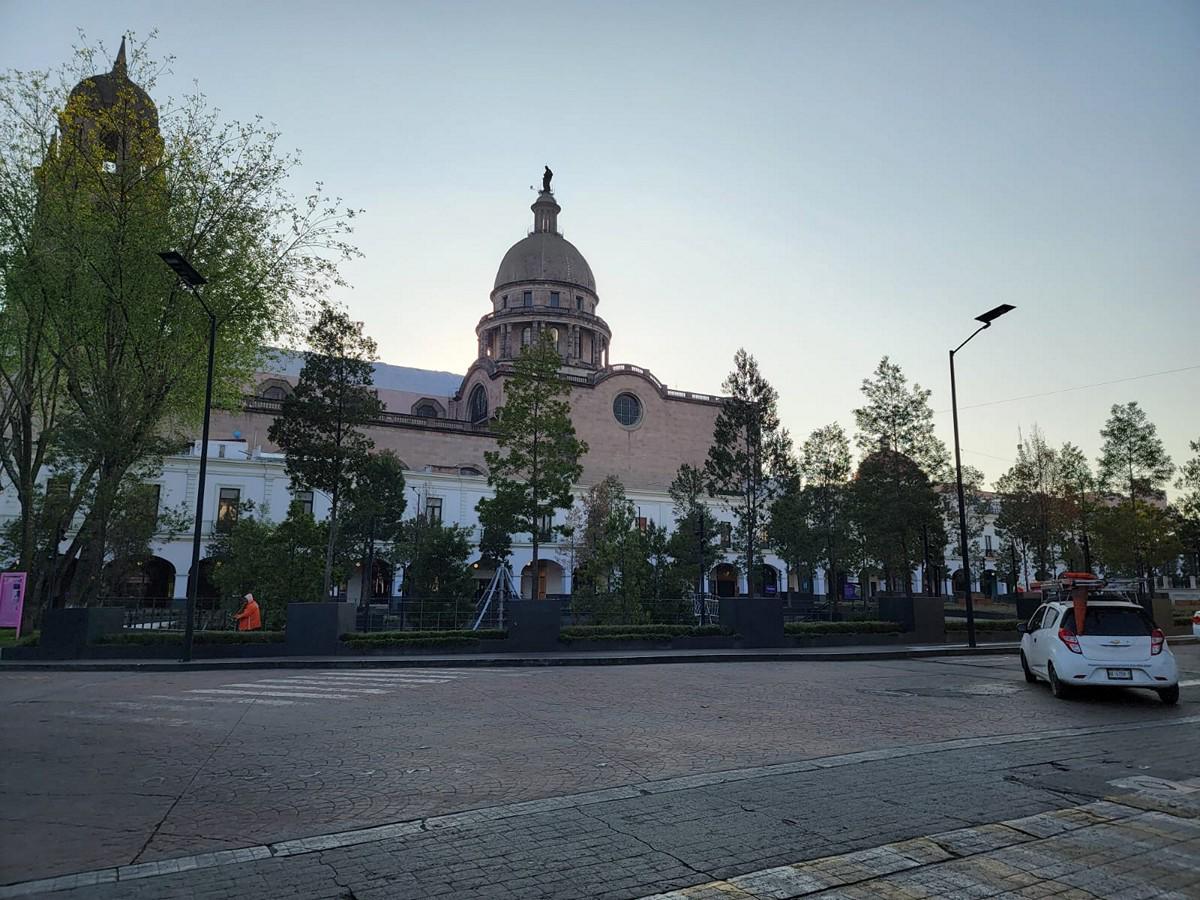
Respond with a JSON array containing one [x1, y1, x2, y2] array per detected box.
[[3, 0, 1198, 487]]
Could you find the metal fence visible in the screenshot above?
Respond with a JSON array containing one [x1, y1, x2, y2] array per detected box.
[[96, 596, 233, 632]]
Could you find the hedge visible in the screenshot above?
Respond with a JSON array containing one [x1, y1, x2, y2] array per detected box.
[[0, 629, 38, 648], [96, 630, 285, 645], [559, 624, 731, 643], [945, 619, 1019, 632], [784, 621, 902, 635], [340, 629, 507, 649]]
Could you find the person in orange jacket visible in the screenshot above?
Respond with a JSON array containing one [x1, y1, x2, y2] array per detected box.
[[234, 593, 261, 632]]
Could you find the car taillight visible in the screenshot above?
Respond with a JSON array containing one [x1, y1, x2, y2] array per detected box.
[[1151, 628, 1165, 656], [1058, 628, 1082, 654]]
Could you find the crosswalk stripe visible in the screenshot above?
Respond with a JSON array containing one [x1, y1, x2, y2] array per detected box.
[[316, 670, 467, 678], [272, 677, 450, 685], [188, 688, 357, 700], [220, 682, 391, 694], [151, 694, 301, 706]]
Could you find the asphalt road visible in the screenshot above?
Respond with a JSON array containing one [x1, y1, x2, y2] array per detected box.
[[1, 646, 1198, 898]]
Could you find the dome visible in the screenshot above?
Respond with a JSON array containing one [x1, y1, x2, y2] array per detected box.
[[66, 39, 159, 135], [493, 231, 596, 293]]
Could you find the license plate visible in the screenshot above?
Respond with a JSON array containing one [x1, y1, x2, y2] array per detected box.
[[1107, 669, 1133, 680]]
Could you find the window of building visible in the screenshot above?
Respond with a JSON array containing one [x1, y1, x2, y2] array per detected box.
[[216, 488, 241, 531], [459, 466, 483, 477], [468, 384, 488, 423], [262, 384, 288, 401], [613, 392, 643, 427], [522, 326, 532, 346], [550, 291, 560, 308], [425, 496, 442, 524], [523, 291, 532, 307], [538, 514, 553, 543], [576, 296, 583, 310], [502, 294, 508, 309], [719, 522, 733, 548], [141, 484, 161, 529], [985, 534, 994, 555], [636, 516, 648, 531], [548, 327, 559, 349], [414, 402, 439, 418], [295, 489, 314, 516]]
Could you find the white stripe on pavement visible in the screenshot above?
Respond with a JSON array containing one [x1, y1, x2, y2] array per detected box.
[[315, 671, 464, 679], [150, 694, 302, 707], [187, 689, 357, 700], [271, 677, 450, 685], [1179, 678, 1200, 687], [232, 681, 392, 693]]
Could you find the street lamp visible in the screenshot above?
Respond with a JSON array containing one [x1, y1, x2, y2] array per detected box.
[[950, 302, 1014, 649], [159, 251, 213, 664]]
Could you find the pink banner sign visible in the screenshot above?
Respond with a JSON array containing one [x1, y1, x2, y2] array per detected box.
[[0, 572, 27, 637]]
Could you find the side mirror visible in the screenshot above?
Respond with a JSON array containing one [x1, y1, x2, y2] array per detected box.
[[1016, 623, 1028, 635]]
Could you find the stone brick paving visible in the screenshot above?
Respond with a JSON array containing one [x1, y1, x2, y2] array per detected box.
[[1, 648, 1197, 897]]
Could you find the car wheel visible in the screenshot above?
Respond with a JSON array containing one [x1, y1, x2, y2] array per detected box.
[[1020, 651, 1037, 684], [1157, 685, 1180, 706], [1048, 663, 1071, 700]]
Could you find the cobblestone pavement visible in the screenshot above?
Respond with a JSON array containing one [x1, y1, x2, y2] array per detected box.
[[2, 647, 1198, 897]]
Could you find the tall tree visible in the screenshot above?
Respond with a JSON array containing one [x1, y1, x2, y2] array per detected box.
[[853, 357, 949, 480], [768, 475, 822, 596], [1175, 438, 1200, 576], [269, 303, 384, 599], [993, 427, 1062, 580], [666, 463, 721, 602], [852, 449, 945, 597], [1057, 442, 1097, 573], [0, 38, 359, 624], [340, 450, 407, 602], [800, 423, 852, 605], [1097, 402, 1175, 584], [704, 349, 794, 597], [483, 330, 587, 598]]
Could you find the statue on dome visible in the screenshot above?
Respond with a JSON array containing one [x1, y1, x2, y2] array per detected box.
[[542, 165, 553, 192]]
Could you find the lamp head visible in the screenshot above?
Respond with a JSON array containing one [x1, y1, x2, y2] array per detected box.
[[975, 303, 1015, 325], [158, 251, 206, 287]]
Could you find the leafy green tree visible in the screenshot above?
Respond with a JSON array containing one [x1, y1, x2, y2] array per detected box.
[[1174, 438, 1200, 576], [572, 477, 659, 624], [340, 450, 407, 601], [993, 427, 1063, 579], [768, 476, 822, 595], [476, 482, 523, 571], [704, 349, 794, 597], [0, 37, 358, 626], [207, 501, 331, 628], [1093, 503, 1181, 579], [1057, 442, 1097, 573], [270, 303, 384, 599], [1097, 402, 1175, 583], [483, 330, 587, 598], [800, 423, 853, 605], [396, 520, 475, 628], [666, 463, 721, 602], [853, 357, 948, 480], [852, 449, 944, 597]]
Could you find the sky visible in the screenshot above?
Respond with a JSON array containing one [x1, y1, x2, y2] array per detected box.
[[2, 0, 1198, 490]]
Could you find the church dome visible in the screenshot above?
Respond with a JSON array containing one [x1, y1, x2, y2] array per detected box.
[[66, 38, 159, 135], [493, 231, 596, 292], [493, 187, 596, 293]]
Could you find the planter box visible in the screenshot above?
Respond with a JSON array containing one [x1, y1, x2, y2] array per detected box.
[[338, 640, 510, 656], [287, 602, 359, 656], [788, 633, 904, 648], [39, 608, 125, 659], [945, 630, 1019, 643], [719, 597, 785, 648]]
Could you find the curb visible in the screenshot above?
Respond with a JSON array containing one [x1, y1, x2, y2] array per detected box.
[[0, 643, 1025, 672]]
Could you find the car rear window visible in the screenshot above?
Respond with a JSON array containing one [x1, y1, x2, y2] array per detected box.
[[1058, 607, 1153, 636]]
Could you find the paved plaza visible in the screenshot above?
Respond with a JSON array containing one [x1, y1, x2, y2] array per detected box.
[[1, 648, 1198, 898]]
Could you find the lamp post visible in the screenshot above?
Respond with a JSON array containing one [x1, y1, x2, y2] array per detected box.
[[158, 251, 213, 664], [950, 303, 1014, 649]]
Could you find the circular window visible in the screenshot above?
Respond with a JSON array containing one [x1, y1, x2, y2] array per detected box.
[[613, 393, 642, 428]]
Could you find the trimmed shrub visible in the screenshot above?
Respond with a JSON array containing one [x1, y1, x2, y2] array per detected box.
[[558, 624, 731, 643], [784, 621, 902, 635], [339, 629, 507, 649], [96, 630, 285, 645], [945, 619, 1019, 632]]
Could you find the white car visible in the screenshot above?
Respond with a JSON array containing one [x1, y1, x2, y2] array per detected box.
[[1018, 599, 1179, 704]]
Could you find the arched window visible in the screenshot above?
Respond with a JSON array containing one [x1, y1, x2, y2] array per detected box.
[[414, 403, 439, 418], [522, 327, 532, 346], [459, 466, 483, 476], [468, 384, 488, 423]]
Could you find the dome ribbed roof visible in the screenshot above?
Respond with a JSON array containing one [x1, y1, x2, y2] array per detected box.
[[66, 38, 159, 133], [493, 232, 596, 293]]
